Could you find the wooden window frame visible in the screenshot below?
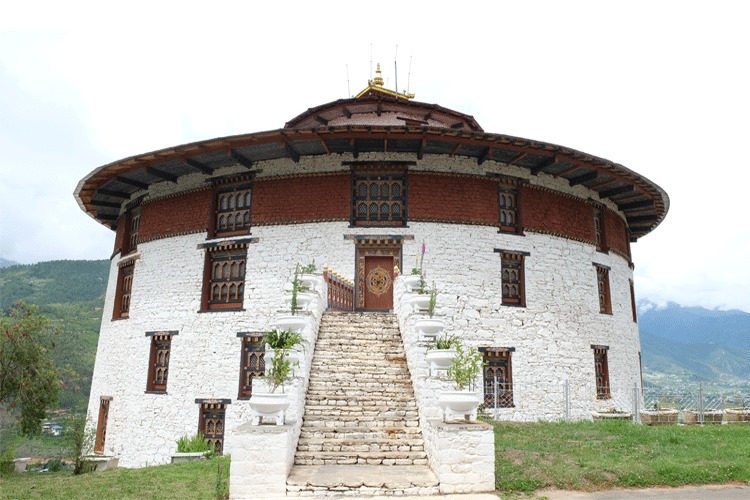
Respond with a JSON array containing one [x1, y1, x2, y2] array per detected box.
[[209, 174, 254, 238], [496, 249, 529, 307], [481, 347, 514, 408], [350, 167, 408, 227], [113, 260, 135, 319], [495, 175, 524, 235], [594, 263, 612, 315], [592, 345, 611, 399], [201, 246, 247, 311], [629, 279, 637, 323], [94, 396, 112, 454], [237, 333, 265, 399], [196, 399, 230, 454], [593, 205, 608, 253], [146, 331, 177, 394], [121, 207, 141, 255]]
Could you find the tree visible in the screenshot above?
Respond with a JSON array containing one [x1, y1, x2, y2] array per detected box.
[[0, 302, 61, 434]]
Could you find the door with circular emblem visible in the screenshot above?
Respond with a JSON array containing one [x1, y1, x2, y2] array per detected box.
[[363, 256, 394, 310]]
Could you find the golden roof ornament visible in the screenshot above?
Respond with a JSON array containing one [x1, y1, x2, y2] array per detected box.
[[355, 62, 415, 100]]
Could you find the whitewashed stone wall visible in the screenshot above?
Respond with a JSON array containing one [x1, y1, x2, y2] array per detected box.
[[87, 201, 641, 468]]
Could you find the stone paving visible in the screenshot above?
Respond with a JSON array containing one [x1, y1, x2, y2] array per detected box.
[[288, 312, 439, 496]]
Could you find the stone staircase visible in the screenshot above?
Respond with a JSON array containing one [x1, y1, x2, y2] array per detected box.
[[287, 312, 439, 496]]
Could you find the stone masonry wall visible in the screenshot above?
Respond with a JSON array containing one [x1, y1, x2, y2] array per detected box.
[[87, 213, 641, 468]]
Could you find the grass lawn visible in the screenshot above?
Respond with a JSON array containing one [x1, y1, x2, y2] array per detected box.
[[0, 456, 229, 499], [492, 420, 750, 493]]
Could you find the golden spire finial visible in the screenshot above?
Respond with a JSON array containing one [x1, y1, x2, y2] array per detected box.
[[373, 63, 384, 87]]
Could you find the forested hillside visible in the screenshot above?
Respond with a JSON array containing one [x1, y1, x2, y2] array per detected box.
[[0, 260, 109, 409]]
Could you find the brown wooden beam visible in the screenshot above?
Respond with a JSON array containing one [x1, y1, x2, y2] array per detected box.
[[599, 185, 634, 199], [626, 214, 658, 223], [146, 167, 178, 183], [342, 107, 352, 118], [451, 122, 464, 130], [315, 115, 328, 126], [619, 199, 654, 211], [477, 147, 492, 166], [230, 150, 254, 168], [184, 158, 214, 175], [568, 171, 598, 187], [320, 138, 331, 155], [116, 176, 149, 190], [98, 188, 130, 198], [91, 200, 122, 209], [449, 143, 462, 157], [508, 152, 527, 165], [555, 164, 583, 178], [530, 156, 557, 175], [417, 138, 426, 160]]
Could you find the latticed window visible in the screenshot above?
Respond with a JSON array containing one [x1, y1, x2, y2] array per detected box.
[[113, 261, 134, 319], [352, 169, 406, 226], [498, 184, 518, 233], [592, 345, 611, 399], [593, 207, 607, 252], [94, 396, 111, 454], [238, 334, 265, 399], [215, 185, 252, 236], [198, 401, 228, 453], [595, 264, 612, 314], [204, 247, 247, 310], [500, 251, 526, 306], [146, 331, 175, 393], [482, 348, 514, 408], [127, 209, 140, 253]]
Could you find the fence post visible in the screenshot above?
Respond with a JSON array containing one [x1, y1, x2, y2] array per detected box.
[[633, 383, 640, 423], [564, 380, 570, 421], [698, 383, 704, 424], [494, 374, 498, 421]]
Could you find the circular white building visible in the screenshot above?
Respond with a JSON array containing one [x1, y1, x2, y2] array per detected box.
[[76, 70, 668, 486]]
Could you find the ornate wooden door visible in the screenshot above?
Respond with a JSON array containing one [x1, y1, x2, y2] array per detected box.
[[363, 256, 394, 310]]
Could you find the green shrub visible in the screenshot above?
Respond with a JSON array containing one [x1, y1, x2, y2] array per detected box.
[[176, 433, 211, 454]]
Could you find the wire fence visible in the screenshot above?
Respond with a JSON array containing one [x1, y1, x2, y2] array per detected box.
[[480, 376, 750, 424]]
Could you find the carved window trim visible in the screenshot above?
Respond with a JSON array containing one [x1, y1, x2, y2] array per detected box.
[[201, 244, 247, 311], [480, 347, 514, 408], [196, 399, 230, 454], [592, 345, 611, 399], [237, 333, 265, 399], [593, 204, 608, 253], [209, 174, 253, 238], [594, 263, 612, 314], [495, 249, 529, 307], [351, 166, 408, 227], [146, 331, 177, 394], [495, 175, 525, 235], [94, 396, 112, 454], [113, 259, 135, 320]]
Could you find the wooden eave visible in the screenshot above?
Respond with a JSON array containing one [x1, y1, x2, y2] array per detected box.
[[75, 126, 669, 239]]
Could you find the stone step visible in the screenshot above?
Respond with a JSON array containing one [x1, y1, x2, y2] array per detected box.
[[286, 464, 439, 496], [296, 438, 425, 453], [302, 417, 420, 428], [303, 408, 418, 419], [298, 426, 423, 440], [294, 450, 429, 466], [305, 391, 417, 408]]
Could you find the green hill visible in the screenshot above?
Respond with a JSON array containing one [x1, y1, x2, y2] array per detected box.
[[0, 260, 109, 409]]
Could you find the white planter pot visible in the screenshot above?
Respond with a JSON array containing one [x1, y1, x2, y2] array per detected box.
[[284, 292, 315, 312], [402, 274, 423, 292], [248, 393, 290, 425], [425, 348, 457, 376], [275, 314, 308, 333], [414, 317, 445, 341], [299, 274, 322, 293], [409, 293, 431, 313], [438, 391, 481, 422]]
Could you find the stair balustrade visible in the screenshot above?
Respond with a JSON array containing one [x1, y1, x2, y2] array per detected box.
[[322, 265, 354, 311]]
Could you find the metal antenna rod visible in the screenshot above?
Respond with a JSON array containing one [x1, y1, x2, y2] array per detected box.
[[394, 45, 399, 93], [346, 64, 351, 97], [407, 56, 413, 94], [370, 43, 373, 81]]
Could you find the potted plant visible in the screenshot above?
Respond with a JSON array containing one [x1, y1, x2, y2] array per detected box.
[[409, 279, 433, 312], [263, 329, 303, 362], [248, 346, 296, 425], [284, 264, 315, 313], [414, 284, 445, 340], [298, 261, 322, 293], [591, 408, 632, 421], [640, 400, 678, 425], [171, 433, 213, 463], [403, 241, 426, 292], [437, 342, 484, 422], [425, 333, 458, 376]]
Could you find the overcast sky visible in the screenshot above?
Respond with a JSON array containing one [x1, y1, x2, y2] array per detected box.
[[1, 2, 748, 312]]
